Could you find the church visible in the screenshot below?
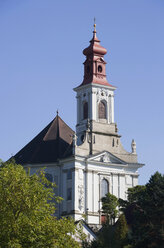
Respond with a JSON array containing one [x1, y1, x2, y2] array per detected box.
[[13, 24, 144, 227]]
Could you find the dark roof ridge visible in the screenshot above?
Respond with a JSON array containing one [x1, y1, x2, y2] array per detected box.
[[13, 114, 74, 164], [58, 115, 74, 134]]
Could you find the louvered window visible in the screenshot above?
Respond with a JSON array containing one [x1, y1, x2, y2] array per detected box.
[[99, 101, 106, 119], [83, 102, 88, 119]]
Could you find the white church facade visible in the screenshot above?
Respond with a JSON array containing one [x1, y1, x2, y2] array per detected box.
[[13, 25, 143, 226]]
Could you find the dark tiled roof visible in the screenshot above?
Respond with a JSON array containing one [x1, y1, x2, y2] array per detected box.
[[14, 115, 74, 164]]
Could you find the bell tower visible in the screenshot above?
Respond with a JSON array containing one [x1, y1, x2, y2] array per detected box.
[[74, 24, 117, 150]]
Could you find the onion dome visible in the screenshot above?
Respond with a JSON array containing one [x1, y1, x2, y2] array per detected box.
[[83, 24, 107, 56]]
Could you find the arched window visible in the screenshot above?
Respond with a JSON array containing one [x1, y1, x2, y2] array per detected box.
[[67, 170, 72, 180], [83, 102, 88, 119], [45, 173, 53, 188], [99, 101, 106, 119], [101, 179, 109, 198], [45, 173, 53, 182]]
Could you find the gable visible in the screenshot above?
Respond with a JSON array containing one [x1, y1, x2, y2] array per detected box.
[[87, 151, 126, 164]]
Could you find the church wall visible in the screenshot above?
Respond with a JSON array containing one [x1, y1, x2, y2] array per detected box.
[[62, 171, 67, 213], [87, 214, 100, 224], [119, 174, 126, 199], [112, 174, 119, 197], [133, 175, 138, 186], [26, 164, 61, 217], [93, 133, 117, 154], [85, 164, 117, 224], [125, 174, 135, 199], [25, 161, 139, 226], [61, 161, 75, 216], [26, 160, 139, 225]]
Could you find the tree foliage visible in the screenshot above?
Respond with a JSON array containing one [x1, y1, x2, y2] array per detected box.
[[85, 194, 128, 248], [102, 192, 119, 224], [0, 161, 81, 248], [85, 214, 129, 248], [114, 214, 128, 248], [84, 172, 164, 248], [120, 172, 164, 248]]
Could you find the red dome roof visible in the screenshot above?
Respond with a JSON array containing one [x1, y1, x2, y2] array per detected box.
[[83, 31, 107, 56]]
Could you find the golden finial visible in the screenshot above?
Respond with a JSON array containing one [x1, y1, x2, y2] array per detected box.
[[94, 17, 96, 32]]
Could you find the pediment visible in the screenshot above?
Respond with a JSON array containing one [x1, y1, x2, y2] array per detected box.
[[87, 151, 126, 165]]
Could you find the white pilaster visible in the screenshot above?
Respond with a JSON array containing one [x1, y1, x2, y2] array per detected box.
[[62, 172, 67, 212], [92, 171, 94, 212], [87, 170, 92, 213], [93, 172, 99, 212], [73, 169, 79, 211], [132, 175, 138, 187], [111, 95, 114, 123], [79, 95, 82, 122], [88, 91, 92, 119], [111, 173, 113, 194], [119, 175, 126, 200], [76, 95, 80, 124], [113, 174, 118, 197], [118, 174, 120, 198], [92, 89, 97, 121], [108, 94, 112, 123]]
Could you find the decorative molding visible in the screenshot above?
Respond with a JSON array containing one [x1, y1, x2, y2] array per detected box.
[[100, 175, 110, 183], [87, 211, 100, 216], [84, 168, 93, 173], [101, 153, 111, 163], [91, 90, 97, 94], [61, 210, 80, 216], [78, 184, 84, 211], [71, 168, 79, 172]]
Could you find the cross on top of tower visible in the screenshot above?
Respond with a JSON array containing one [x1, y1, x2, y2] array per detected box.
[[94, 17, 96, 32]]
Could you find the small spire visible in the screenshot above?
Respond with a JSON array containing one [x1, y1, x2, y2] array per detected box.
[[93, 17, 96, 32], [56, 109, 59, 116]]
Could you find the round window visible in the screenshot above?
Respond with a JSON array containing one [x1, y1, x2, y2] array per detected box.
[[98, 65, 102, 73]]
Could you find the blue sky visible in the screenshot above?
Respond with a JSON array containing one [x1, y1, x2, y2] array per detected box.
[[0, 0, 164, 185]]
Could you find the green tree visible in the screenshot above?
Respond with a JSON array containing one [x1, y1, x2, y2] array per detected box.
[[0, 161, 81, 248], [85, 194, 125, 248], [85, 224, 115, 248], [114, 214, 129, 248], [102, 192, 119, 224], [90, 214, 129, 248], [120, 172, 164, 248]]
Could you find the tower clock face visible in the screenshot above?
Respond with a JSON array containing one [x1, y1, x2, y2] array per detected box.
[[77, 132, 86, 145]]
